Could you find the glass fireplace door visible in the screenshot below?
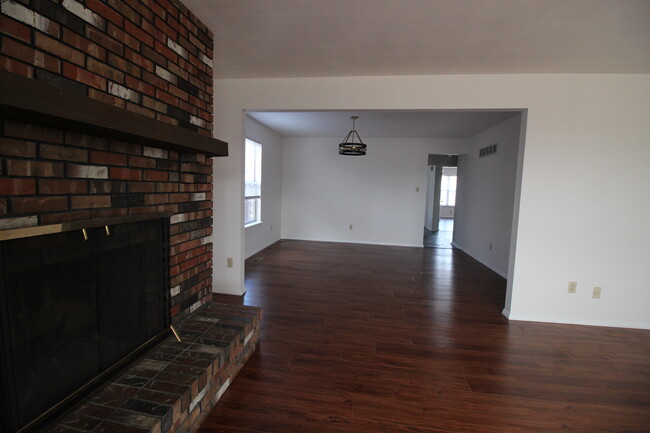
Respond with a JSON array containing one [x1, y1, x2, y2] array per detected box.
[[0, 217, 169, 433], [0, 229, 99, 431]]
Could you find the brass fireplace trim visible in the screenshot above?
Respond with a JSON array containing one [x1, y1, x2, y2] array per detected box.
[[170, 324, 183, 342], [0, 212, 173, 242]]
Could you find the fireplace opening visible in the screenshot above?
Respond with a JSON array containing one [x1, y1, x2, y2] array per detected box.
[[0, 215, 171, 433]]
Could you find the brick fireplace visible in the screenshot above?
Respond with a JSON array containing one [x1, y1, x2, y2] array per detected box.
[[0, 1, 261, 432], [1, 0, 218, 323], [0, 119, 216, 324]]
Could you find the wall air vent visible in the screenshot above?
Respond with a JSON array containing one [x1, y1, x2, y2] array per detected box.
[[479, 143, 498, 158]]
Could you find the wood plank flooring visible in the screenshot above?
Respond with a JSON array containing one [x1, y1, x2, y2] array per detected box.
[[198, 240, 650, 433]]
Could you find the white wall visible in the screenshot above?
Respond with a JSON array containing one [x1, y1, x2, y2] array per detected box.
[[453, 114, 522, 278], [212, 74, 650, 329], [440, 206, 454, 218], [424, 166, 436, 230], [211, 106, 244, 295], [281, 137, 466, 247], [244, 116, 283, 258]]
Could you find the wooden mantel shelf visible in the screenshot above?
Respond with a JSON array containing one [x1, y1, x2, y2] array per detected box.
[[0, 70, 228, 157]]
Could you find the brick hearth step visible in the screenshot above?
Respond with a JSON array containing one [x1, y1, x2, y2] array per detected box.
[[46, 302, 261, 433]]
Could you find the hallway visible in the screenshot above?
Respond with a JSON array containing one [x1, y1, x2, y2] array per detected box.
[[201, 240, 650, 433], [423, 218, 454, 248]]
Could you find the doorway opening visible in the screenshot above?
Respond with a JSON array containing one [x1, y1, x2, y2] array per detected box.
[[424, 155, 458, 248]]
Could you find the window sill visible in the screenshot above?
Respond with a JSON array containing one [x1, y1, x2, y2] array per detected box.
[[245, 221, 263, 229]]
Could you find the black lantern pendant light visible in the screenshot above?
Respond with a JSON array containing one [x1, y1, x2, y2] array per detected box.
[[339, 116, 367, 156]]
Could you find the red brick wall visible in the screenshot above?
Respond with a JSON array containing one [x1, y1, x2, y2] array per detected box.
[[0, 119, 214, 322], [0, 0, 216, 323], [0, 0, 213, 136]]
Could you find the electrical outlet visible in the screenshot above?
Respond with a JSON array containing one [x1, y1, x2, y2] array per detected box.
[[226, 257, 233, 268], [592, 287, 601, 299], [568, 281, 577, 294], [349, 224, 353, 230], [416, 186, 419, 193]]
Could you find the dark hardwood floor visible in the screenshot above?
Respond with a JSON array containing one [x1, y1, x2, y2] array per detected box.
[[198, 240, 650, 433]]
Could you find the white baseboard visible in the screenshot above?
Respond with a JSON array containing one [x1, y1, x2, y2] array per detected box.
[[451, 241, 508, 278], [505, 313, 650, 330], [283, 237, 422, 248]]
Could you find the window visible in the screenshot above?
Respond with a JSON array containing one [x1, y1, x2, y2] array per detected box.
[[440, 167, 457, 207], [244, 138, 262, 226]]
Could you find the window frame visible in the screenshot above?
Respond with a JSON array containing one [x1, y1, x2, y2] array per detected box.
[[244, 138, 262, 227], [440, 170, 457, 207]]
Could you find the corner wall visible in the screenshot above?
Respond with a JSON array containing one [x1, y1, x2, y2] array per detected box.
[[453, 114, 522, 277], [281, 137, 466, 247]]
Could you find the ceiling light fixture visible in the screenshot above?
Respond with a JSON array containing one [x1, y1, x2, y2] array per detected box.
[[339, 116, 367, 156]]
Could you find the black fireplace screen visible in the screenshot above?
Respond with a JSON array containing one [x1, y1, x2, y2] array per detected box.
[[0, 216, 170, 433]]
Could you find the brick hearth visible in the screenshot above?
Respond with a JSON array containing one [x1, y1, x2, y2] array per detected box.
[[48, 302, 261, 433]]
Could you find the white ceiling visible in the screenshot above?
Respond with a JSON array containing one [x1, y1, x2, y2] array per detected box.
[[183, 0, 650, 79], [247, 110, 520, 139], [182, 0, 648, 139]]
